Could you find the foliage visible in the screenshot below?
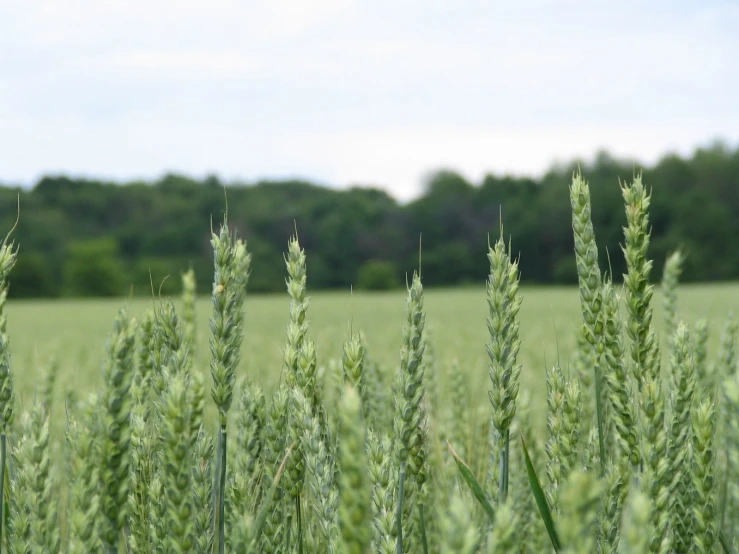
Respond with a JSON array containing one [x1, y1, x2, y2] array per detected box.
[[0, 167, 736, 554], [356, 260, 400, 291], [63, 238, 127, 297], [3, 143, 739, 297]]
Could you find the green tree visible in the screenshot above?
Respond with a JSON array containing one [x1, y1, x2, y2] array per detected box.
[[356, 260, 399, 290], [63, 238, 128, 297], [0, 143, 735, 298], [9, 253, 57, 298]]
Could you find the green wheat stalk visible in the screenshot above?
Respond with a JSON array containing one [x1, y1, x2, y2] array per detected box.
[[159, 371, 195, 553], [621, 174, 660, 390], [640, 377, 670, 553], [294, 387, 338, 552], [569, 171, 607, 472], [336, 384, 372, 554], [393, 272, 430, 553], [0, 238, 17, 551], [602, 280, 639, 468], [11, 406, 60, 553], [545, 363, 582, 513], [692, 398, 718, 552], [667, 323, 697, 552], [486, 232, 522, 502], [693, 319, 710, 389], [67, 399, 102, 553], [661, 249, 685, 356], [368, 430, 398, 554], [209, 220, 250, 554], [259, 387, 290, 554], [98, 307, 136, 553]]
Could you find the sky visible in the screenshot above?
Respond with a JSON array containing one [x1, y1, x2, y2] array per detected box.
[[1, 0, 737, 201]]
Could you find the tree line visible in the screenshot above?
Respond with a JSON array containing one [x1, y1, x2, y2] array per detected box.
[[1, 142, 738, 298]]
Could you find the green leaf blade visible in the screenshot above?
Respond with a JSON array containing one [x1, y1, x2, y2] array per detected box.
[[521, 434, 561, 553], [447, 441, 495, 522]]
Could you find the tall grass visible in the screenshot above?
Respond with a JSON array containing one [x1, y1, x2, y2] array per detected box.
[[0, 170, 734, 554]]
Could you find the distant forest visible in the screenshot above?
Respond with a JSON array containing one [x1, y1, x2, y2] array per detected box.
[[1, 142, 738, 298]]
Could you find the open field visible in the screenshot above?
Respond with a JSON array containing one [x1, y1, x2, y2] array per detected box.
[[8, 282, 739, 438], [1, 176, 737, 552]]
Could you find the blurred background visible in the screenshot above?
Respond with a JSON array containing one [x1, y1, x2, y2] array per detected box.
[[1, 0, 737, 297]]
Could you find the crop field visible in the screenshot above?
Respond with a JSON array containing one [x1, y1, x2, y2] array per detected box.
[[7, 283, 739, 436], [0, 172, 738, 554]]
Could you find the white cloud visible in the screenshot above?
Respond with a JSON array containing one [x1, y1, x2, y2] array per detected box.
[[0, 0, 737, 199], [274, 122, 739, 200]]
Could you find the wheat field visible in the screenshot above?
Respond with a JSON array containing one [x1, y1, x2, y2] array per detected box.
[[0, 172, 737, 553], [8, 283, 738, 429]]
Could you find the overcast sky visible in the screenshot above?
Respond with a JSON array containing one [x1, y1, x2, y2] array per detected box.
[[1, 0, 737, 200]]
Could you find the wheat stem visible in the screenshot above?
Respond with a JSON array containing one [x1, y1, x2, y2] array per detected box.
[[569, 171, 607, 473]]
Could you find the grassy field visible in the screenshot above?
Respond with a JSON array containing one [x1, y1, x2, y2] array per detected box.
[[8, 282, 738, 439], [1, 176, 737, 552]]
